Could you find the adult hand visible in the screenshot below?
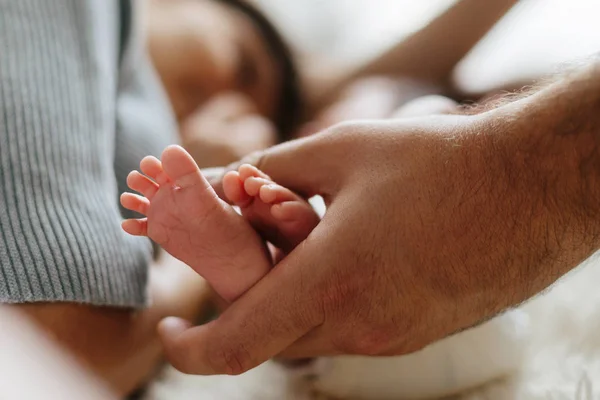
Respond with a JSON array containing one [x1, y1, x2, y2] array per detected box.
[[159, 79, 600, 374]]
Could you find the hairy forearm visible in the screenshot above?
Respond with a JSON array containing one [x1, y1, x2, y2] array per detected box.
[[470, 58, 600, 309], [498, 58, 600, 232], [17, 254, 211, 397]]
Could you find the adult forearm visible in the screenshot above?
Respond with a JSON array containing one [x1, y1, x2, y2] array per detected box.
[[471, 59, 600, 310]]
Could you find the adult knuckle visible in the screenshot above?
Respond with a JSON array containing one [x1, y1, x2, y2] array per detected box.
[[336, 325, 395, 356], [206, 345, 253, 376]]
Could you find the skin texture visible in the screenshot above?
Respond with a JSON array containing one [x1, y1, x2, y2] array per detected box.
[[156, 59, 600, 376], [121, 145, 272, 303], [120, 146, 317, 302]]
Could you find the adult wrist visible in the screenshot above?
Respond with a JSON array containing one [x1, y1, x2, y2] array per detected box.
[[473, 82, 600, 301]]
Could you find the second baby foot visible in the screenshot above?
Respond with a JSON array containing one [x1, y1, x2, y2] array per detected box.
[[120, 145, 270, 302], [223, 164, 320, 253]]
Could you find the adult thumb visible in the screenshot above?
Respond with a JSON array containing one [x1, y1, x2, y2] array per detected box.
[[214, 131, 343, 199], [254, 135, 333, 196]]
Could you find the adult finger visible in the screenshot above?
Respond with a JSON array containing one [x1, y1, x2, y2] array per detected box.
[[213, 130, 346, 200], [158, 230, 329, 375]]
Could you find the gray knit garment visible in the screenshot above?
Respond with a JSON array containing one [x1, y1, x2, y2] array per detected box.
[[0, 0, 178, 307]]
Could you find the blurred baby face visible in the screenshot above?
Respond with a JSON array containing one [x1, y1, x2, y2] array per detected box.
[[147, 0, 281, 123]]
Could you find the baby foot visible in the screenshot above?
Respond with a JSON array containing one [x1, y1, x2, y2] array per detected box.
[[223, 164, 320, 254], [120, 145, 270, 302]]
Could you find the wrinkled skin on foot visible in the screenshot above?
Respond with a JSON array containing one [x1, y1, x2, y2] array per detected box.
[[121, 145, 319, 303], [121, 145, 271, 302]]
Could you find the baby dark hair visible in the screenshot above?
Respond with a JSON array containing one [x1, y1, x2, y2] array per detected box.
[[217, 0, 304, 140]]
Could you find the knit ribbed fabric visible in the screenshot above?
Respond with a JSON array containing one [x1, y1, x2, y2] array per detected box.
[[0, 0, 178, 307]]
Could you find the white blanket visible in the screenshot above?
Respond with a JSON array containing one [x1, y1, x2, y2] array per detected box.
[[145, 254, 600, 400]]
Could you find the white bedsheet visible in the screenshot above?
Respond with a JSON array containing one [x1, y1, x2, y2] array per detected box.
[[145, 255, 600, 400]]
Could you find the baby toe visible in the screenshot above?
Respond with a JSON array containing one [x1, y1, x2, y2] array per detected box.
[[223, 171, 252, 207], [259, 183, 298, 204], [244, 176, 271, 197], [120, 192, 150, 216], [140, 156, 168, 185], [239, 164, 270, 181], [127, 171, 159, 200], [121, 218, 148, 236], [161, 145, 206, 189]]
